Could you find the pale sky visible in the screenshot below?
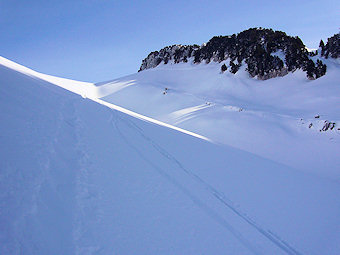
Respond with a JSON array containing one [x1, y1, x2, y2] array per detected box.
[[0, 0, 339, 82]]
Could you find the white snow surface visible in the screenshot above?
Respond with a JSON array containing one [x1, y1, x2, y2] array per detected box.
[[97, 60, 340, 180], [1, 57, 340, 255]]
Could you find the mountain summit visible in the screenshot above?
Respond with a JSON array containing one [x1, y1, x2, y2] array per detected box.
[[139, 28, 340, 80]]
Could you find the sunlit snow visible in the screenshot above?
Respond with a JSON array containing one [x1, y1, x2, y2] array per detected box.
[[1, 57, 340, 255]]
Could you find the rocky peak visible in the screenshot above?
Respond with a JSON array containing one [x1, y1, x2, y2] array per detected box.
[[139, 28, 336, 80]]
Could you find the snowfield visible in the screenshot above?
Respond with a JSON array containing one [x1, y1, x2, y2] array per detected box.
[[0, 56, 340, 254], [96, 59, 340, 179]]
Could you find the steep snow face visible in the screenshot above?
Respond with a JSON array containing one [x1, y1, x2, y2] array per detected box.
[[1, 58, 340, 254], [97, 60, 340, 180]]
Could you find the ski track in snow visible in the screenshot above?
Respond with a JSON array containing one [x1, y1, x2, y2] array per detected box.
[[109, 111, 262, 255], [72, 101, 103, 255], [110, 109, 303, 255]]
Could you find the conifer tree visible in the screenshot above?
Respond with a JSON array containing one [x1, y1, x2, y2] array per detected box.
[[221, 64, 227, 73], [319, 40, 325, 56]]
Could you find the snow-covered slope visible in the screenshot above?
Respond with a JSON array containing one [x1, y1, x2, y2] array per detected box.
[[1, 57, 340, 255], [0, 56, 97, 97], [96, 60, 340, 180]]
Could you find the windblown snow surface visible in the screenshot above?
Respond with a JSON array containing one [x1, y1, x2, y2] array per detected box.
[[1, 56, 340, 255], [96, 59, 340, 179]]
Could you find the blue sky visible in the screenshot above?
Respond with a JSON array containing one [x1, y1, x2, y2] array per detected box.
[[0, 0, 339, 82]]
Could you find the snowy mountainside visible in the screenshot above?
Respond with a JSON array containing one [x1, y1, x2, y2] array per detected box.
[[97, 59, 340, 179], [1, 55, 340, 254]]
